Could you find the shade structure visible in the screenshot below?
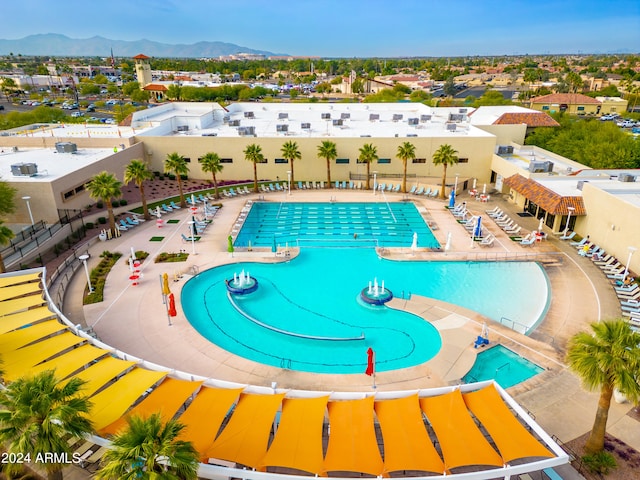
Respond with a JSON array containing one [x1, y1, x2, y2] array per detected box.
[[420, 389, 503, 472], [162, 273, 171, 295], [3, 331, 85, 381], [177, 386, 243, 461], [206, 392, 285, 469], [375, 393, 445, 474], [0, 319, 67, 354], [90, 367, 168, 431], [0, 282, 43, 301], [0, 272, 41, 288], [100, 377, 203, 436], [0, 306, 55, 335], [463, 384, 554, 463], [0, 294, 46, 316], [260, 396, 329, 475], [69, 356, 137, 397], [28, 343, 107, 379], [168, 293, 177, 317], [324, 396, 383, 476], [449, 189, 456, 208]]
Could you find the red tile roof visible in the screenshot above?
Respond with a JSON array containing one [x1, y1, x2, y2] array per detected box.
[[133, 54, 150, 60], [530, 93, 600, 105], [493, 112, 560, 127], [503, 174, 586, 215], [142, 84, 168, 92]]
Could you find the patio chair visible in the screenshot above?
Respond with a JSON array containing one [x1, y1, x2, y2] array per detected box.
[[161, 204, 173, 212], [430, 189, 439, 197], [479, 235, 495, 247], [415, 187, 424, 195], [559, 231, 576, 241], [393, 184, 401, 192], [170, 201, 182, 210], [297, 181, 305, 190], [408, 185, 417, 194], [125, 217, 139, 227], [519, 234, 535, 246]]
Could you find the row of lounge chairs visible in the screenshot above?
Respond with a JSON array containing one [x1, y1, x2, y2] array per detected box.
[[408, 185, 440, 197], [116, 215, 145, 233], [485, 207, 530, 244], [448, 203, 494, 246], [567, 235, 639, 330]]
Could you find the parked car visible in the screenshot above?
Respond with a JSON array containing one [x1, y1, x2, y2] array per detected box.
[[618, 120, 636, 128], [70, 111, 84, 118]]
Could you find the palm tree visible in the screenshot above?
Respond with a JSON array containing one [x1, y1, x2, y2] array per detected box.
[[566, 319, 640, 454], [317, 140, 337, 189], [0, 220, 15, 273], [281, 140, 301, 187], [199, 152, 224, 199], [95, 413, 198, 480], [86, 171, 122, 236], [124, 159, 154, 220], [397, 141, 416, 193], [0, 371, 93, 480], [164, 152, 190, 208], [244, 143, 264, 193], [358, 143, 378, 190], [432, 144, 459, 199]]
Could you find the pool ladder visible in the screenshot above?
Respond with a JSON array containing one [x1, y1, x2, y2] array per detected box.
[[280, 358, 292, 369], [495, 362, 511, 376]]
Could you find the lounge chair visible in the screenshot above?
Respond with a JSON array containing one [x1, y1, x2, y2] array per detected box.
[[161, 204, 173, 212], [505, 225, 522, 236], [349, 181, 354, 189], [341, 181, 347, 189], [116, 224, 128, 232], [320, 181, 325, 189], [170, 201, 182, 209], [260, 184, 269, 193], [408, 185, 417, 194], [385, 183, 392, 192], [520, 234, 535, 246], [479, 235, 495, 247], [334, 181, 340, 189], [269, 184, 276, 191], [181, 233, 200, 242], [273, 183, 282, 191], [430, 189, 439, 197], [378, 183, 386, 191], [488, 209, 504, 219], [559, 231, 576, 241], [620, 299, 640, 308], [486, 206, 501, 216], [125, 217, 139, 227], [297, 181, 305, 190], [570, 237, 589, 247], [393, 184, 401, 192], [415, 187, 424, 195]]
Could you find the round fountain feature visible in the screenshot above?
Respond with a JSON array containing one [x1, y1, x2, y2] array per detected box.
[[226, 270, 259, 295], [360, 277, 393, 305]]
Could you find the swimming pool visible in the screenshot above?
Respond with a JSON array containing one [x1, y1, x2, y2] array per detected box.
[[182, 248, 549, 374], [462, 345, 544, 389], [234, 202, 440, 248]]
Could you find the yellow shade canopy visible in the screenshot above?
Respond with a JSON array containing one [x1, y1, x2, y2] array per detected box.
[[176, 386, 243, 461], [69, 356, 137, 397], [100, 377, 203, 436], [463, 384, 554, 463], [375, 393, 445, 474], [0, 282, 43, 302], [260, 396, 329, 475], [0, 272, 41, 288], [0, 306, 55, 335], [0, 320, 67, 354], [420, 389, 503, 472], [28, 343, 107, 379], [89, 367, 168, 431], [324, 396, 383, 476], [0, 295, 46, 317], [207, 392, 285, 469]]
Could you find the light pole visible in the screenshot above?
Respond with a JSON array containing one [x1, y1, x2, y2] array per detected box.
[[22, 196, 34, 226], [188, 221, 197, 255], [373, 171, 377, 196], [287, 170, 291, 196], [79, 254, 93, 293], [622, 246, 637, 280], [454, 174, 459, 195], [564, 206, 575, 237]]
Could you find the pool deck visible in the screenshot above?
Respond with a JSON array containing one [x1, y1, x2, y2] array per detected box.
[[60, 187, 639, 454]]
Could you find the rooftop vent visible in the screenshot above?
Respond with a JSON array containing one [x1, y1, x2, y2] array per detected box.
[[618, 173, 637, 182], [55, 142, 78, 153], [497, 146, 514, 155], [340, 113, 351, 119], [408, 118, 419, 126], [276, 124, 289, 132], [10, 163, 38, 176], [369, 114, 380, 121], [321, 113, 331, 120], [446, 123, 457, 131], [420, 115, 431, 122], [278, 112, 289, 120], [392, 114, 403, 121]]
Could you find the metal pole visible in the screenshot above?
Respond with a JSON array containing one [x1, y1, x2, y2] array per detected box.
[[454, 174, 459, 195], [373, 171, 377, 195], [564, 207, 574, 237], [79, 254, 93, 293], [287, 171, 291, 195], [22, 196, 35, 226], [622, 246, 637, 279], [188, 222, 196, 255]]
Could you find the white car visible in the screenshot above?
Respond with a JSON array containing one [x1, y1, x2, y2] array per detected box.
[[70, 111, 84, 118]]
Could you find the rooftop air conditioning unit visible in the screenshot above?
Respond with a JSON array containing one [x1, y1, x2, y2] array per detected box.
[[228, 120, 240, 127], [618, 173, 636, 182], [497, 146, 514, 155], [529, 160, 553, 173], [341, 113, 350, 119], [369, 114, 380, 121], [392, 114, 403, 121], [408, 118, 419, 126], [321, 113, 331, 119], [55, 142, 78, 153], [10, 163, 38, 176], [577, 181, 588, 190], [420, 115, 431, 122], [446, 123, 457, 131]]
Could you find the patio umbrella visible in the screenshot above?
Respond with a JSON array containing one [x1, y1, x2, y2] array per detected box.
[[168, 293, 177, 317], [472, 178, 477, 189], [448, 189, 456, 208], [272, 236, 277, 253], [445, 231, 452, 252], [538, 217, 544, 233], [473, 216, 483, 238], [162, 273, 171, 296], [482, 183, 487, 194], [411, 232, 418, 250], [365, 347, 375, 376], [191, 216, 198, 236]]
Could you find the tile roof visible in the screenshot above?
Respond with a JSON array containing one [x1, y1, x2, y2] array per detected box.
[[142, 84, 168, 92], [503, 174, 586, 215], [493, 112, 560, 127], [530, 93, 600, 105]]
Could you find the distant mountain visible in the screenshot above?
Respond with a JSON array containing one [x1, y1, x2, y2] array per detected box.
[[0, 34, 286, 58]]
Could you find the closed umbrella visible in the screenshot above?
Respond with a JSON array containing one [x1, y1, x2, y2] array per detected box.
[[473, 216, 483, 238], [162, 273, 171, 296], [168, 293, 177, 317], [365, 347, 375, 376], [272, 236, 277, 253], [445, 231, 452, 252], [448, 189, 456, 208], [538, 217, 544, 233]]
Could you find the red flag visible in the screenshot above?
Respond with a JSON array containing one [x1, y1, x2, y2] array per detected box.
[[168, 293, 177, 317], [365, 347, 375, 376]]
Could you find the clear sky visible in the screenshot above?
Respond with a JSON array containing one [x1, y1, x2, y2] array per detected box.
[[3, 0, 639, 57]]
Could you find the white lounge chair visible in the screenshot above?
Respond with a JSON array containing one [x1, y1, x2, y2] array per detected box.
[[559, 231, 576, 241], [479, 235, 495, 247]]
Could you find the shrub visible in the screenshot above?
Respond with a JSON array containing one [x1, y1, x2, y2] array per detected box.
[[582, 451, 617, 475], [119, 199, 128, 206], [84, 251, 122, 305], [154, 252, 188, 263], [85, 221, 94, 229], [98, 217, 107, 224], [97, 201, 104, 209]]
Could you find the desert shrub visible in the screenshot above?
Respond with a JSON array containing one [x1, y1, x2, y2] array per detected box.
[[98, 217, 107, 224], [582, 451, 617, 475]]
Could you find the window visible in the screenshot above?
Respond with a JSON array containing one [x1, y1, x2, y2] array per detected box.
[[458, 157, 469, 164], [577, 106, 585, 111], [220, 158, 233, 163], [61, 181, 90, 202], [336, 158, 350, 164], [184, 157, 191, 163], [542, 106, 550, 111], [275, 158, 288, 164], [412, 158, 426, 164], [377, 158, 391, 164]]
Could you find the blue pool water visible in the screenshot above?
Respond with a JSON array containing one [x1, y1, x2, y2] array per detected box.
[[234, 202, 440, 248], [463, 345, 544, 389], [182, 248, 549, 374]]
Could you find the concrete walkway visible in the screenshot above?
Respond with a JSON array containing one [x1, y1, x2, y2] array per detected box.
[[55, 186, 638, 470]]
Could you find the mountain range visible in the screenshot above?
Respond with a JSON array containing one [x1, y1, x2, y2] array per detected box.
[[0, 34, 286, 58]]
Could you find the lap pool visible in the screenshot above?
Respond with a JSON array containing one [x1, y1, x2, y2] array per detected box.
[[182, 248, 550, 374]]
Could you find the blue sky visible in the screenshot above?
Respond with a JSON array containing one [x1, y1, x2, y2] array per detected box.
[[3, 0, 639, 57]]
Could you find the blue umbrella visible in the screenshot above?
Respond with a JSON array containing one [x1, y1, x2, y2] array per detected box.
[[473, 216, 483, 238], [448, 189, 456, 208]]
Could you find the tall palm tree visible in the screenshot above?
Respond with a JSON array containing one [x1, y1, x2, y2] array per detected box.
[[281, 140, 301, 187], [317, 140, 337, 189], [566, 319, 640, 454], [244, 143, 264, 193], [199, 152, 224, 199], [432, 144, 459, 199], [0, 220, 15, 273], [358, 143, 378, 190], [95, 413, 198, 480], [397, 141, 416, 193], [0, 371, 94, 480], [124, 159, 154, 220], [86, 171, 122, 236], [164, 152, 190, 208]]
